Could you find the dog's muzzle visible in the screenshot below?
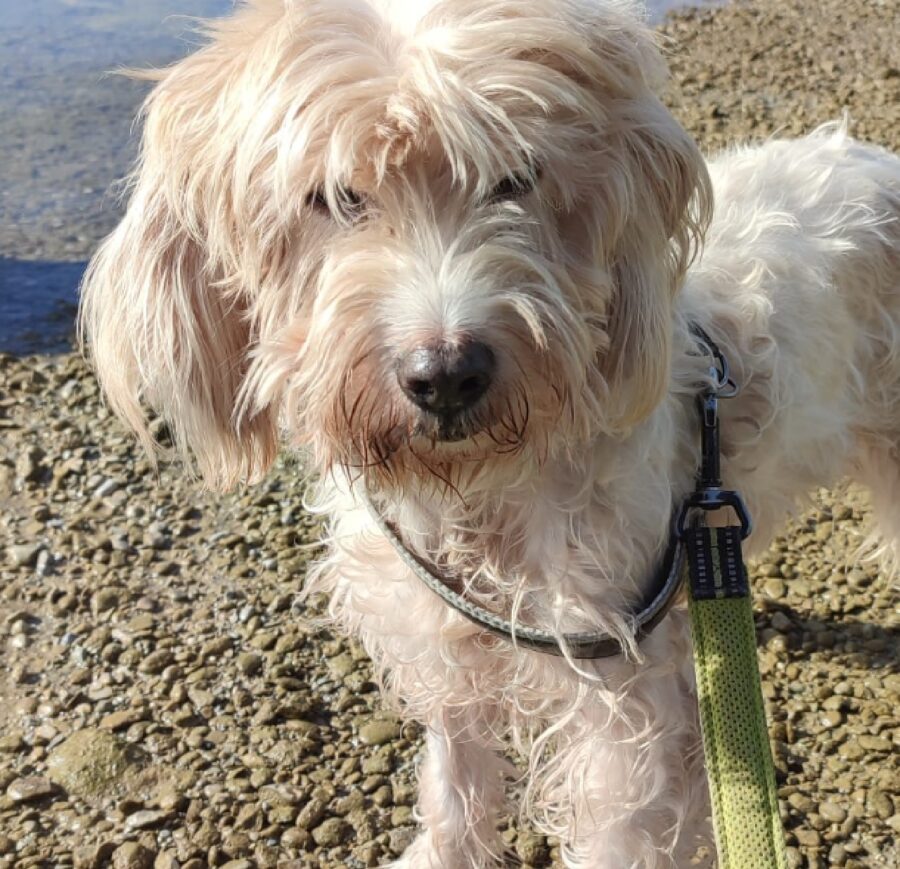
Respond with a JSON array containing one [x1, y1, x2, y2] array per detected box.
[[396, 340, 495, 439]]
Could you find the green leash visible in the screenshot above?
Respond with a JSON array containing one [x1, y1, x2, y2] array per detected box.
[[678, 324, 787, 868], [685, 526, 788, 869]]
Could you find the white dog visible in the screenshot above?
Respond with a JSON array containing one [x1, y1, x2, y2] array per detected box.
[[79, 0, 900, 866]]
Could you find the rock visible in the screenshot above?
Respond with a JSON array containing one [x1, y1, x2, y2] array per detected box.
[[793, 828, 821, 848], [153, 852, 179, 869], [47, 728, 145, 797], [311, 817, 350, 847], [101, 707, 146, 731], [390, 806, 413, 826], [139, 649, 176, 675], [787, 793, 815, 814], [6, 543, 43, 567], [125, 809, 172, 830], [869, 789, 894, 820], [328, 653, 356, 678], [201, 637, 232, 659], [819, 801, 848, 824], [819, 709, 843, 729], [93, 587, 121, 611], [856, 735, 892, 752], [6, 776, 57, 802], [112, 842, 156, 869], [236, 651, 263, 676], [763, 578, 786, 599], [359, 720, 401, 746], [16, 446, 45, 483], [362, 747, 395, 775], [388, 826, 418, 856], [0, 732, 25, 754]]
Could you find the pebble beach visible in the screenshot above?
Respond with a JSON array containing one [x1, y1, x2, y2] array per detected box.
[[0, 0, 898, 867]]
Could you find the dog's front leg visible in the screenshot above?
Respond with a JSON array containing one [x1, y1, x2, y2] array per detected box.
[[391, 710, 510, 869], [538, 698, 711, 869]]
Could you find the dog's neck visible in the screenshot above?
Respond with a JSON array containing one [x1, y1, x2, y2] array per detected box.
[[367, 389, 698, 622]]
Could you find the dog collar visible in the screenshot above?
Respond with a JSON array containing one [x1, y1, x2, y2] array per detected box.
[[363, 323, 751, 659]]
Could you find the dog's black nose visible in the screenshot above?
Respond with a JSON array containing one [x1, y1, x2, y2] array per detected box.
[[397, 341, 495, 415]]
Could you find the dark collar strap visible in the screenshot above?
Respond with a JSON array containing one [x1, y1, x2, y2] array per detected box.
[[362, 491, 686, 659]]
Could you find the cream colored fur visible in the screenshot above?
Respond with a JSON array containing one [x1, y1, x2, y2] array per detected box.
[[79, 1, 900, 866]]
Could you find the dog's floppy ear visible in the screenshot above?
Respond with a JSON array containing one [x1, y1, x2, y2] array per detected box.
[[79, 16, 280, 490], [602, 97, 711, 430]]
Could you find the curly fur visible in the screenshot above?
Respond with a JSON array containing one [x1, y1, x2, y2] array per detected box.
[[79, 1, 900, 866]]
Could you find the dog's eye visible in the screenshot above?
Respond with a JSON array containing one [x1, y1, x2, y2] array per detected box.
[[307, 186, 366, 222], [487, 168, 540, 204]]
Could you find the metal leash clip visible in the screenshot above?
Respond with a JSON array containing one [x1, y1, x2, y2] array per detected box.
[[675, 325, 752, 541]]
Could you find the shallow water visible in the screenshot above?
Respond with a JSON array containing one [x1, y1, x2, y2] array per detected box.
[[0, 0, 708, 355]]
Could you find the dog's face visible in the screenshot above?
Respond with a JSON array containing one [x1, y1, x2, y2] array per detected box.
[[81, 0, 710, 493]]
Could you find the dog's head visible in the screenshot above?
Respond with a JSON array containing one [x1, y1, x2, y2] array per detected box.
[[80, 0, 710, 494]]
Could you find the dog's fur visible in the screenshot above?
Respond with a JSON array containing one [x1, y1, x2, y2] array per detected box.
[[79, 0, 900, 866]]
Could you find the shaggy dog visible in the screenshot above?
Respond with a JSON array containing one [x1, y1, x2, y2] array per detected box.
[[80, 0, 900, 865]]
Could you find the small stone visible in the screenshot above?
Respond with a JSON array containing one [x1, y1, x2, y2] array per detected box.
[[763, 578, 786, 599], [856, 735, 891, 752], [94, 478, 120, 498], [139, 649, 176, 675], [125, 809, 171, 830], [388, 826, 417, 856], [201, 636, 232, 659], [362, 748, 395, 775], [819, 709, 843, 728], [328, 653, 356, 678], [47, 728, 145, 797], [93, 587, 121, 611], [112, 842, 156, 869], [250, 630, 278, 651], [281, 828, 311, 849], [869, 789, 894, 820], [819, 801, 848, 824], [153, 852, 179, 869], [390, 806, 413, 826], [236, 652, 263, 676], [6, 543, 43, 567], [359, 720, 401, 746], [0, 733, 25, 753], [101, 707, 146, 731], [788, 793, 815, 814], [6, 775, 57, 802], [794, 828, 821, 848], [312, 817, 350, 847]]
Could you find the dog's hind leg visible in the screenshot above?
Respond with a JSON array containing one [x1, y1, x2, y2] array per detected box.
[[853, 436, 900, 579], [390, 711, 510, 869]]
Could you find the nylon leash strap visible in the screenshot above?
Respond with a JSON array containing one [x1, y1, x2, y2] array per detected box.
[[681, 324, 787, 869], [685, 527, 787, 868]]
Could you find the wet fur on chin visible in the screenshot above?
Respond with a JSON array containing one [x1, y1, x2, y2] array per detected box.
[[79, 0, 900, 866]]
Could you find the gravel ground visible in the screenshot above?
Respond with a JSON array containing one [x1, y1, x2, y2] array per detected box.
[[1, 0, 898, 867]]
